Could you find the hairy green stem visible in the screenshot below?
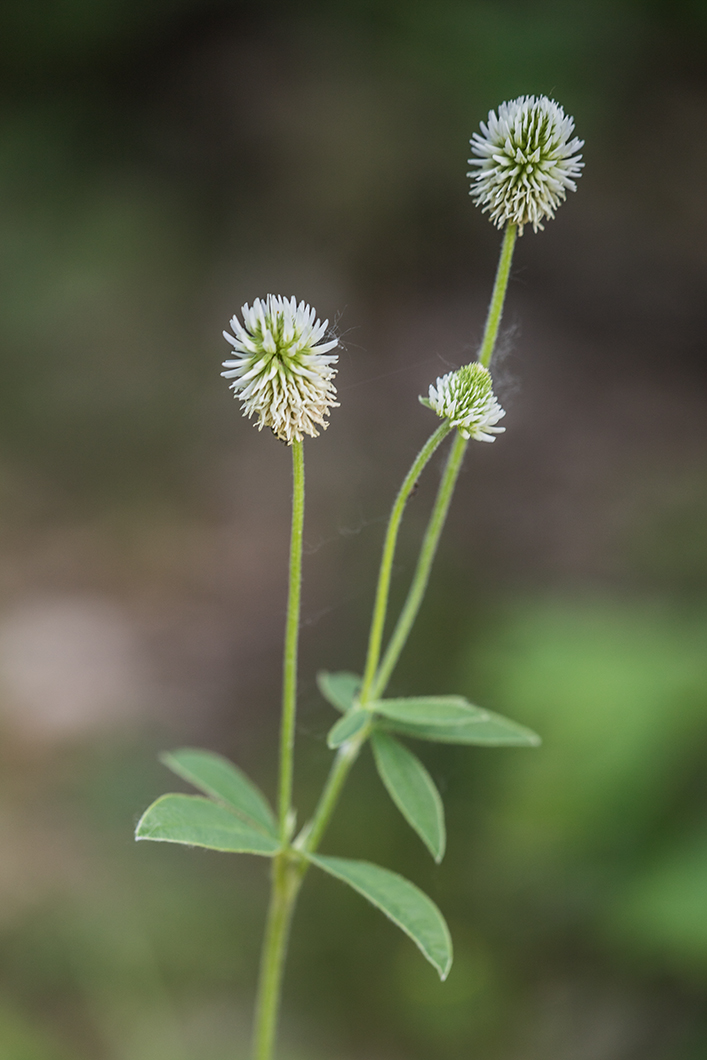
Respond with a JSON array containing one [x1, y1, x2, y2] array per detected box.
[[478, 222, 517, 369], [359, 423, 451, 704], [278, 440, 305, 840], [252, 854, 302, 1060], [371, 429, 467, 698], [252, 440, 306, 1060]]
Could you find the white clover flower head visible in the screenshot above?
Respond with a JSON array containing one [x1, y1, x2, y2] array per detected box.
[[467, 95, 583, 234], [420, 362, 506, 442], [222, 295, 339, 444]]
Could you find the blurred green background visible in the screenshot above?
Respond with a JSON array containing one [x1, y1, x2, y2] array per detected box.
[[0, 0, 706, 1056]]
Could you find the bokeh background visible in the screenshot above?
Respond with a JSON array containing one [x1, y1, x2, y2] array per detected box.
[[1, 0, 707, 1057]]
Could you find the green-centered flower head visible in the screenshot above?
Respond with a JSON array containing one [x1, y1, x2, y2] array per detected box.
[[222, 295, 339, 444], [468, 95, 583, 234], [420, 363, 505, 442]]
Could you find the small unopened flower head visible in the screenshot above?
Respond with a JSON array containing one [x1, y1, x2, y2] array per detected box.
[[420, 363, 505, 442], [222, 295, 339, 444], [468, 95, 583, 234]]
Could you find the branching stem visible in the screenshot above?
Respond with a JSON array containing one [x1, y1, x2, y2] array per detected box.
[[251, 220, 517, 1060]]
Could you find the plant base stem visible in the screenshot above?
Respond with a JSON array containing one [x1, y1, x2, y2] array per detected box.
[[252, 854, 302, 1060]]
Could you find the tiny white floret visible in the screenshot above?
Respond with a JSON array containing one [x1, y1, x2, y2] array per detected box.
[[222, 295, 339, 444], [420, 363, 506, 442], [468, 95, 583, 233]]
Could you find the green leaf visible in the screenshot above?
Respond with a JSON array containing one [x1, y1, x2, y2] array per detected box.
[[327, 708, 371, 749], [317, 671, 361, 713], [370, 695, 485, 726], [135, 794, 281, 855], [160, 748, 278, 837], [371, 731, 445, 862], [378, 709, 541, 746], [306, 853, 452, 980]]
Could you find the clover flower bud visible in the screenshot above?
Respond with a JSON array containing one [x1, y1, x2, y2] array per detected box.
[[222, 295, 339, 444], [468, 95, 583, 234], [420, 363, 505, 442]]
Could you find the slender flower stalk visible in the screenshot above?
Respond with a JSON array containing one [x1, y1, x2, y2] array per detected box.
[[373, 220, 518, 695], [301, 242, 514, 872], [478, 221, 517, 368], [252, 438, 306, 1060], [298, 195, 524, 902], [278, 440, 305, 839], [371, 429, 468, 699], [359, 423, 452, 704]]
